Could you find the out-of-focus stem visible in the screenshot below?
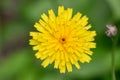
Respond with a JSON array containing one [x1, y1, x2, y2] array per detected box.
[[111, 38, 116, 80]]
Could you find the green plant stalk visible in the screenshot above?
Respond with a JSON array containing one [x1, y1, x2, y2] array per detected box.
[[111, 36, 118, 80], [112, 40, 116, 80]]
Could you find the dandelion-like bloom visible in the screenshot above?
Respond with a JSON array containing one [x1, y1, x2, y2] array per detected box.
[[29, 6, 96, 73]]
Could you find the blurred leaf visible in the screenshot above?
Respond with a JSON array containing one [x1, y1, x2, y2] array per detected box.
[[20, 1, 53, 22], [3, 22, 28, 42], [0, 48, 33, 80], [106, 0, 120, 20], [88, 0, 112, 34], [57, 0, 91, 9], [0, 28, 3, 51]]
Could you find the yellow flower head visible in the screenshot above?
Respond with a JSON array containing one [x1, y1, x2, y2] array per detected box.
[[29, 6, 96, 73]]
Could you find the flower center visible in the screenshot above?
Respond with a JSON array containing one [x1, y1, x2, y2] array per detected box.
[[62, 38, 65, 41], [60, 38, 66, 44]]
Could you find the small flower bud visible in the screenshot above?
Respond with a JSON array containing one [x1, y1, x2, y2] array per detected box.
[[106, 24, 117, 38]]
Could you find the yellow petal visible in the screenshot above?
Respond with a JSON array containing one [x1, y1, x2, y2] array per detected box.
[[58, 6, 64, 16], [48, 9, 56, 20], [67, 8, 72, 20], [66, 62, 72, 72], [74, 62, 80, 69], [29, 39, 39, 45], [49, 54, 55, 64], [35, 52, 42, 59], [54, 60, 60, 69], [72, 12, 82, 21], [41, 13, 48, 22], [41, 58, 50, 68]]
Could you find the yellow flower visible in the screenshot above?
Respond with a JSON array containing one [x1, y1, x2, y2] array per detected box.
[[29, 6, 96, 73]]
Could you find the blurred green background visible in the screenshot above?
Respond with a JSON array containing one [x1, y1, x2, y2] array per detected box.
[[0, 0, 120, 80]]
